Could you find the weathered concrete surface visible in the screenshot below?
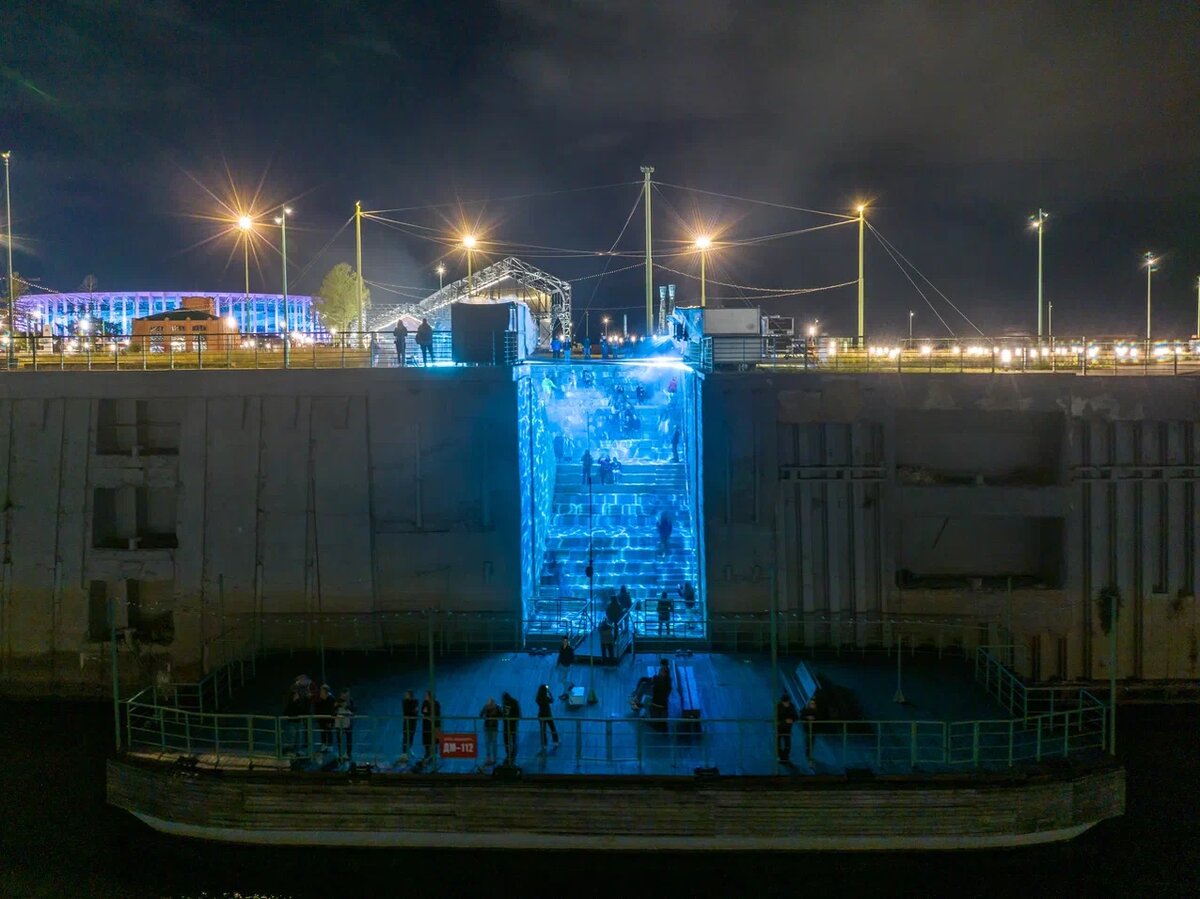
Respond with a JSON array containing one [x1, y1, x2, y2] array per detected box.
[[1, 369, 1197, 696], [704, 373, 1200, 681], [0, 369, 521, 695]]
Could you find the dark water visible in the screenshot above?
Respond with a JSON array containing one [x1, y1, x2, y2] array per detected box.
[[1, 702, 1197, 898]]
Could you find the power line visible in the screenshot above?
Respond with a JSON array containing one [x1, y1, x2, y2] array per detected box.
[[654, 181, 855, 221], [653, 262, 857, 297], [868, 223, 985, 336]]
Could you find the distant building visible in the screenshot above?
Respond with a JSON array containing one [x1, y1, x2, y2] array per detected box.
[[130, 296, 239, 351], [16, 290, 319, 335]]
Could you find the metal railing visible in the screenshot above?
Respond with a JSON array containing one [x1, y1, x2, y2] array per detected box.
[[696, 335, 1200, 376], [0, 330, 472, 371], [120, 699, 1106, 775]]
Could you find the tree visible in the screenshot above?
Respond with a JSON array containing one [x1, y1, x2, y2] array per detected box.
[[313, 263, 370, 332], [80, 274, 98, 318]]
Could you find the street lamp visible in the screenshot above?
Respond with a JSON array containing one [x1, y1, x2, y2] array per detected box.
[[694, 235, 712, 308], [436, 263, 445, 290], [462, 234, 477, 298], [274, 207, 292, 364], [1144, 252, 1158, 340], [237, 214, 254, 299], [3, 151, 13, 368], [1030, 209, 1048, 338], [908, 310, 914, 340], [602, 316, 610, 339], [856, 203, 866, 347]]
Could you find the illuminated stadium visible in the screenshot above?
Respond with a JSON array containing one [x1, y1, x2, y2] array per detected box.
[[16, 291, 320, 335]]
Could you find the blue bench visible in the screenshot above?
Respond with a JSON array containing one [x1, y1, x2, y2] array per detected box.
[[674, 661, 702, 733]]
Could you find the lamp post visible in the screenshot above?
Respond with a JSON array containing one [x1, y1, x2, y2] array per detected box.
[[462, 234, 477, 298], [856, 204, 866, 347], [237, 214, 253, 300], [1030, 209, 1048, 339], [274, 207, 292, 365], [694, 235, 712, 308], [1144, 252, 1157, 341], [602, 316, 609, 339], [1048, 302, 1054, 341], [436, 263, 445, 290], [1195, 276, 1200, 339], [3, 151, 13, 369], [908, 310, 914, 340]]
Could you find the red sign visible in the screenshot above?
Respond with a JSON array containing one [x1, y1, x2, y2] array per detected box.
[[438, 732, 478, 759]]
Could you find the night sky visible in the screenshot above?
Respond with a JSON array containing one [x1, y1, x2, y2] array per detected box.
[[3, 0, 1199, 337]]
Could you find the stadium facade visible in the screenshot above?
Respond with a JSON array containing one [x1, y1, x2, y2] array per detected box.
[[16, 291, 319, 335]]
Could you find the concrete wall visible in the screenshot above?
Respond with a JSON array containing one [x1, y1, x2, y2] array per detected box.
[[0, 369, 521, 695], [2, 368, 1198, 695], [703, 373, 1200, 682]]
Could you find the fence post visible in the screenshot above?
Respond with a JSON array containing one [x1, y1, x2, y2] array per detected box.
[[1036, 716, 1043, 762], [1008, 719, 1014, 767], [972, 722, 980, 766], [214, 717, 221, 761], [185, 714, 192, 755], [604, 717, 612, 762]]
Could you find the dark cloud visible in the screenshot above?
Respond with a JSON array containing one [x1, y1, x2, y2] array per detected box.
[[0, 0, 1197, 335]]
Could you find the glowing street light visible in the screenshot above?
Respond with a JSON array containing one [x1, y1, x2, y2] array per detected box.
[[1029, 209, 1048, 338], [462, 234, 477, 298], [602, 315, 610, 339], [236, 214, 254, 299], [1144, 252, 1158, 340], [908, 310, 914, 340], [436, 263, 446, 289], [694, 235, 712, 308], [856, 203, 867, 347]]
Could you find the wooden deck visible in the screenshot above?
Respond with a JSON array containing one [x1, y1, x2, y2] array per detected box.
[[107, 756, 1126, 850]]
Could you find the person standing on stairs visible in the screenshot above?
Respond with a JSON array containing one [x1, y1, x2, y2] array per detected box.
[[657, 591, 673, 635], [502, 691, 521, 764], [581, 449, 593, 485], [657, 511, 673, 557], [671, 425, 681, 463]]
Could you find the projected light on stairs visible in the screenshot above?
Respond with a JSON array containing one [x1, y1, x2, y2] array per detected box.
[[518, 362, 704, 642]]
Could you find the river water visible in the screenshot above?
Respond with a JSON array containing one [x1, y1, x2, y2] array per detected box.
[[1, 701, 1196, 897]]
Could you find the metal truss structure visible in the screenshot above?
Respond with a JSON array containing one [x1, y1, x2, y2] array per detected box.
[[367, 257, 571, 346]]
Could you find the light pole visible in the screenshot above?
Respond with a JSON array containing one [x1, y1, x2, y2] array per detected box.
[[1144, 252, 1157, 340], [1048, 302, 1054, 341], [237, 214, 253, 299], [1195, 276, 1200, 338], [856, 204, 866, 347], [602, 316, 609, 339], [274, 207, 292, 364], [908, 310, 914, 340], [462, 235, 477, 298], [436, 263, 445, 290], [694, 235, 711, 308], [3, 151, 13, 369], [641, 165, 654, 336], [1030, 209, 1048, 338]]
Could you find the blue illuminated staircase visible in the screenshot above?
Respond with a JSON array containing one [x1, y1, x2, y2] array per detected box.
[[533, 379, 702, 640]]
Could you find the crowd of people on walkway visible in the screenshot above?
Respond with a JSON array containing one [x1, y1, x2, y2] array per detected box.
[[283, 675, 356, 761]]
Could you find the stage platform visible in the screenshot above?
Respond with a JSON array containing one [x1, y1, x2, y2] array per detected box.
[[180, 648, 1018, 777]]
